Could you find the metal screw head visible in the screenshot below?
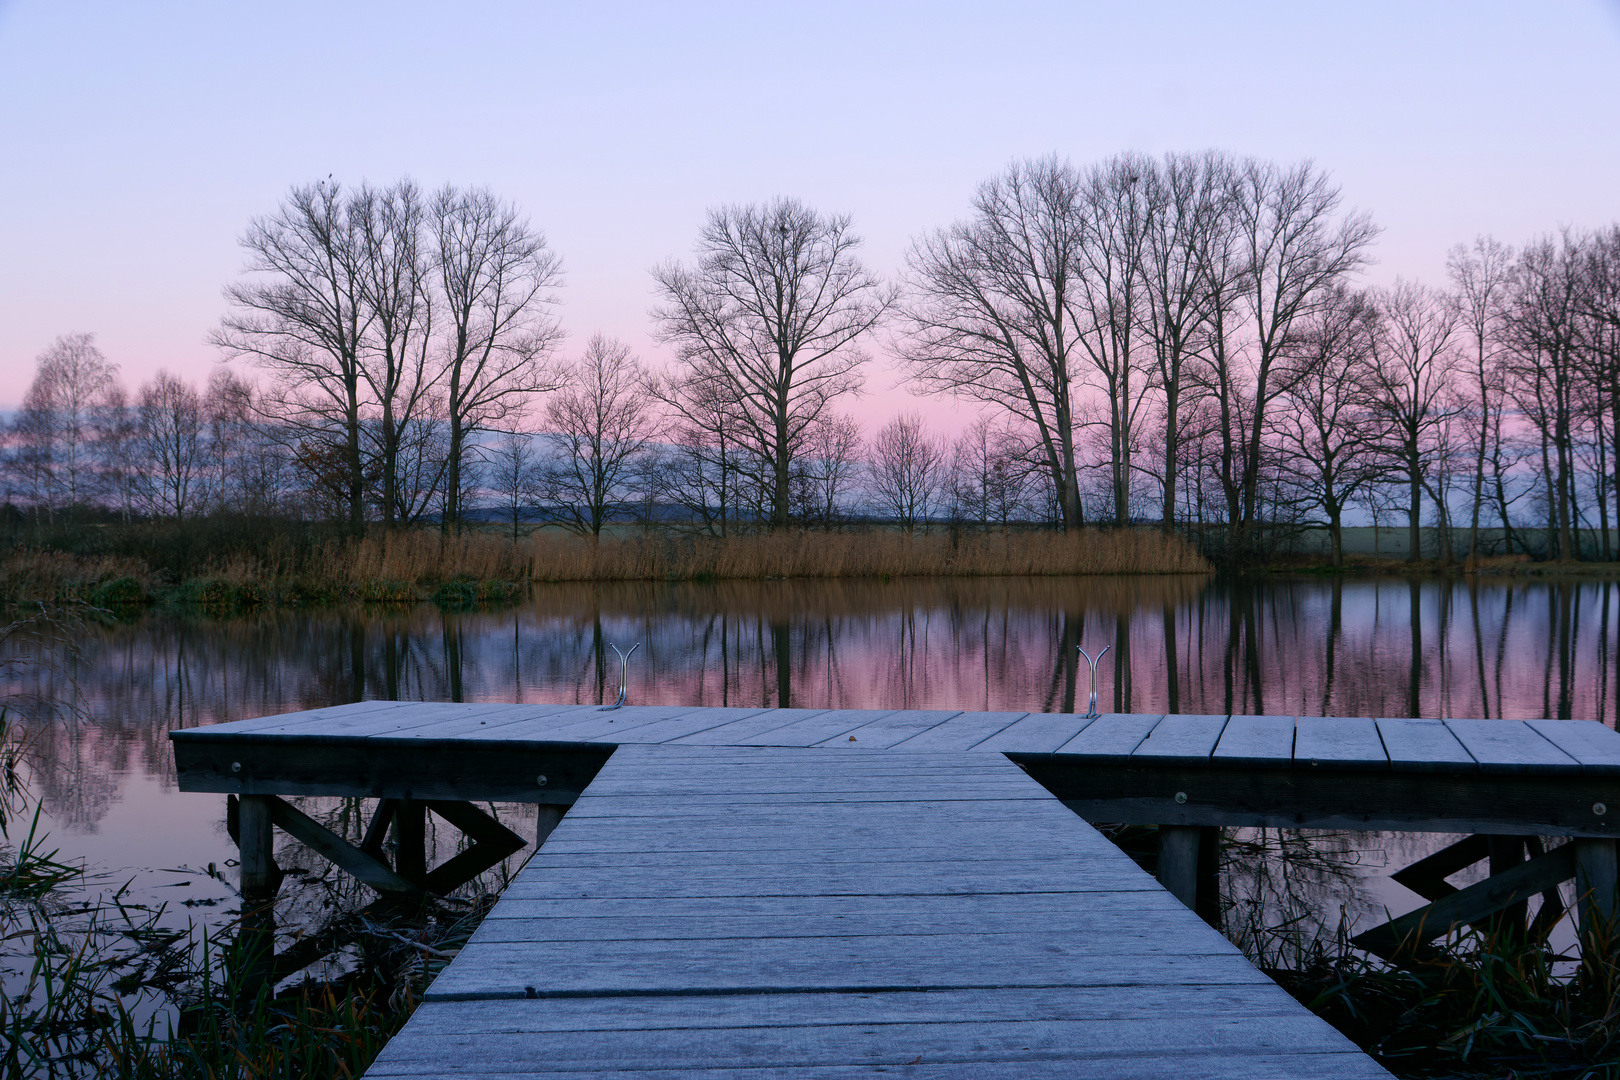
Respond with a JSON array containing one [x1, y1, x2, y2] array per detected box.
[[537, 775, 548, 787], [1595, 802, 1608, 817], [231, 761, 242, 774], [1174, 791, 1188, 805]]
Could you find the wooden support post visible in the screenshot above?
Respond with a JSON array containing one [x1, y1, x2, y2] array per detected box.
[[1575, 837, 1618, 951], [237, 795, 279, 902], [235, 794, 278, 998], [1158, 826, 1207, 919], [1194, 825, 1221, 928], [536, 805, 566, 847], [395, 800, 427, 887]]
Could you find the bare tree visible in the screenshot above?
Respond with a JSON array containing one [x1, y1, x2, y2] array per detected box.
[[540, 335, 656, 537], [206, 369, 291, 518], [1503, 234, 1585, 560], [1577, 225, 1620, 559], [900, 157, 1087, 530], [355, 179, 440, 528], [1074, 153, 1154, 525], [432, 185, 565, 533], [651, 367, 752, 536], [1275, 286, 1382, 566], [653, 198, 890, 530], [484, 430, 542, 543], [1447, 236, 1515, 559], [1204, 160, 1379, 553], [214, 181, 372, 532], [14, 333, 120, 519], [133, 371, 209, 521], [794, 412, 862, 525], [1141, 152, 1229, 533], [1364, 280, 1463, 564], [947, 415, 1032, 529], [867, 413, 944, 532], [95, 380, 138, 523]]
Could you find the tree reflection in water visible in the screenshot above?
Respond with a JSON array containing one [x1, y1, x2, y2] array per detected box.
[[1, 573, 1615, 938]]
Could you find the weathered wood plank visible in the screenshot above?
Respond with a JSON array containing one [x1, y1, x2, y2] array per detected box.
[[1055, 713, 1164, 761], [1129, 714, 1225, 765], [205, 700, 438, 737], [589, 708, 770, 744], [888, 711, 1027, 751], [730, 709, 894, 746], [1376, 718, 1476, 772], [1526, 719, 1620, 773], [461, 705, 703, 744], [1212, 714, 1294, 765], [1293, 717, 1387, 770], [1445, 719, 1581, 774], [668, 709, 832, 745], [814, 710, 962, 749], [971, 712, 1096, 754], [372, 1015, 1371, 1073]]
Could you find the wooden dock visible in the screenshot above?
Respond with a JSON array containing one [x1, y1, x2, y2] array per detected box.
[[170, 704, 1620, 1077]]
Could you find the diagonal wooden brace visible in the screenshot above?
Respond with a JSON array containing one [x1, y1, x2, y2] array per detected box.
[[1354, 841, 1577, 958], [1389, 833, 1490, 902], [422, 801, 527, 896], [265, 795, 424, 898]]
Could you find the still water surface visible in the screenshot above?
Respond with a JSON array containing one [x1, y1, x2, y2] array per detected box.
[[5, 573, 1618, 943]]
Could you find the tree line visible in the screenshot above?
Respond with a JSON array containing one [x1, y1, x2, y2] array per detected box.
[[6, 155, 1620, 563]]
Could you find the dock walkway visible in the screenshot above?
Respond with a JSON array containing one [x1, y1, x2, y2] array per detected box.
[[169, 703, 1620, 1077], [364, 743, 1385, 1078]]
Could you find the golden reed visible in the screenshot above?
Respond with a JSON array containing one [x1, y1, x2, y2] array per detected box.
[[338, 527, 1211, 583], [1, 527, 1209, 604]]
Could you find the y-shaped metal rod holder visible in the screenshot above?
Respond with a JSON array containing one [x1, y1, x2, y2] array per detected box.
[[599, 642, 640, 711], [1077, 644, 1109, 719]]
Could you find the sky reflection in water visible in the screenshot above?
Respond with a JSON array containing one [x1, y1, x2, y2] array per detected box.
[[5, 573, 1617, 942]]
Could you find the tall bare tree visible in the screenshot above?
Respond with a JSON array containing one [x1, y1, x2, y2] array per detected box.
[[900, 157, 1087, 530], [1141, 152, 1230, 533], [214, 181, 371, 532], [1447, 236, 1515, 559], [355, 180, 439, 528], [653, 197, 891, 529], [1074, 153, 1153, 525], [1577, 226, 1620, 559], [1364, 280, 1462, 563], [1504, 234, 1585, 560], [1275, 286, 1382, 566], [432, 185, 565, 533], [1205, 160, 1378, 552], [540, 335, 656, 537]]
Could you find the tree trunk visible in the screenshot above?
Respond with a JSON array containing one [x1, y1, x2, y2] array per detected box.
[[1407, 458, 1422, 563], [346, 378, 365, 536]]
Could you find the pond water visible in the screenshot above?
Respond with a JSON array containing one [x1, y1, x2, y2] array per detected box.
[[3, 572, 1617, 954]]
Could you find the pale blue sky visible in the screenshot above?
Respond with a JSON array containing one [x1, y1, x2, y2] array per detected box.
[[1, 1, 1616, 416]]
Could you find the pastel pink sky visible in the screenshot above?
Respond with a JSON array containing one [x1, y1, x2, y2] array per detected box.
[[1, 1, 1617, 432]]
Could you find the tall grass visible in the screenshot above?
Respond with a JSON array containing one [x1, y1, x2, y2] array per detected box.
[[0, 526, 1209, 608]]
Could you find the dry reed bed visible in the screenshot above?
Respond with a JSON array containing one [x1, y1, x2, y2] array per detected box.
[[0, 527, 1209, 607], [523, 528, 1211, 581]]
